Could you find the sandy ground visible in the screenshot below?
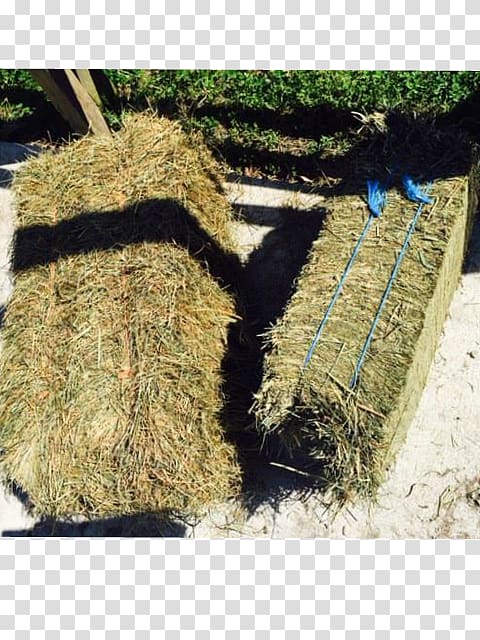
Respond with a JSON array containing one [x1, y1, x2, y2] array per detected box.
[[0, 141, 479, 537]]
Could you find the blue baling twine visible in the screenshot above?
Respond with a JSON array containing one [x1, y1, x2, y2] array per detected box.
[[349, 179, 433, 389], [402, 175, 434, 205], [367, 179, 387, 217], [302, 179, 387, 370]]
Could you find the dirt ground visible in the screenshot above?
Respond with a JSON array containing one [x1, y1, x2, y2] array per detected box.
[[1, 141, 479, 538]]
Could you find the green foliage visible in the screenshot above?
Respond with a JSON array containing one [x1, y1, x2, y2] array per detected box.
[[102, 70, 480, 176], [0, 69, 42, 92], [0, 98, 33, 122], [2, 70, 480, 177], [0, 70, 43, 126], [108, 70, 480, 114], [2, 69, 479, 117]]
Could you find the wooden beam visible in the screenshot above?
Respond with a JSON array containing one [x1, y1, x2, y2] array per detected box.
[[30, 70, 111, 137], [74, 69, 103, 107], [64, 70, 111, 137], [30, 70, 89, 135]]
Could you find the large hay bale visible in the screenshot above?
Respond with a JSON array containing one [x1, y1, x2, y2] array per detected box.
[[253, 123, 479, 502], [0, 113, 242, 519]]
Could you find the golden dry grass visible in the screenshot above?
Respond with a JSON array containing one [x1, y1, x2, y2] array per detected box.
[[0, 112, 242, 519]]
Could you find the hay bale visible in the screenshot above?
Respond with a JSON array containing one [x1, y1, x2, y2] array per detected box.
[[0, 113, 242, 519], [253, 124, 479, 502]]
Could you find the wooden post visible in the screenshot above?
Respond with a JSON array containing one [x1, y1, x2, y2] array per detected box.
[[30, 70, 112, 137], [74, 69, 103, 107]]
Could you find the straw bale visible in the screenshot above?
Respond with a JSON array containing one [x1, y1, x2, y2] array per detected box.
[[253, 123, 479, 502], [0, 113, 241, 519]]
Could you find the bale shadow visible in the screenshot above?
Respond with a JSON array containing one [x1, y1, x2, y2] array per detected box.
[[0, 99, 69, 144], [463, 208, 480, 274], [0, 141, 41, 166], [240, 204, 327, 330], [218, 198, 329, 513], [194, 102, 356, 141], [12, 198, 239, 283], [207, 110, 475, 193], [2, 513, 187, 537], [2, 481, 187, 537]]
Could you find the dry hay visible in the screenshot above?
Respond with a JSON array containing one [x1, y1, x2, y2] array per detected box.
[[253, 121, 479, 503], [0, 112, 242, 519]]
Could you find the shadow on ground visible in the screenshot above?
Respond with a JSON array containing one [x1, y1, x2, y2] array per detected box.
[[463, 203, 480, 274], [147, 102, 478, 188], [219, 198, 329, 514], [0, 141, 41, 187], [0, 92, 69, 144], [2, 513, 187, 537]]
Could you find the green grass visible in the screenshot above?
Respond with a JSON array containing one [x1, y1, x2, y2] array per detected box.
[[2, 70, 480, 178]]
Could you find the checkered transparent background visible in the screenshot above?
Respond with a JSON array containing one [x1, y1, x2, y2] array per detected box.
[[0, 539, 479, 637], [0, 0, 480, 68]]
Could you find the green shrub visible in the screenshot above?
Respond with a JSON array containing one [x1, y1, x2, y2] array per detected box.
[[2, 70, 480, 177], [112, 70, 480, 114]]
